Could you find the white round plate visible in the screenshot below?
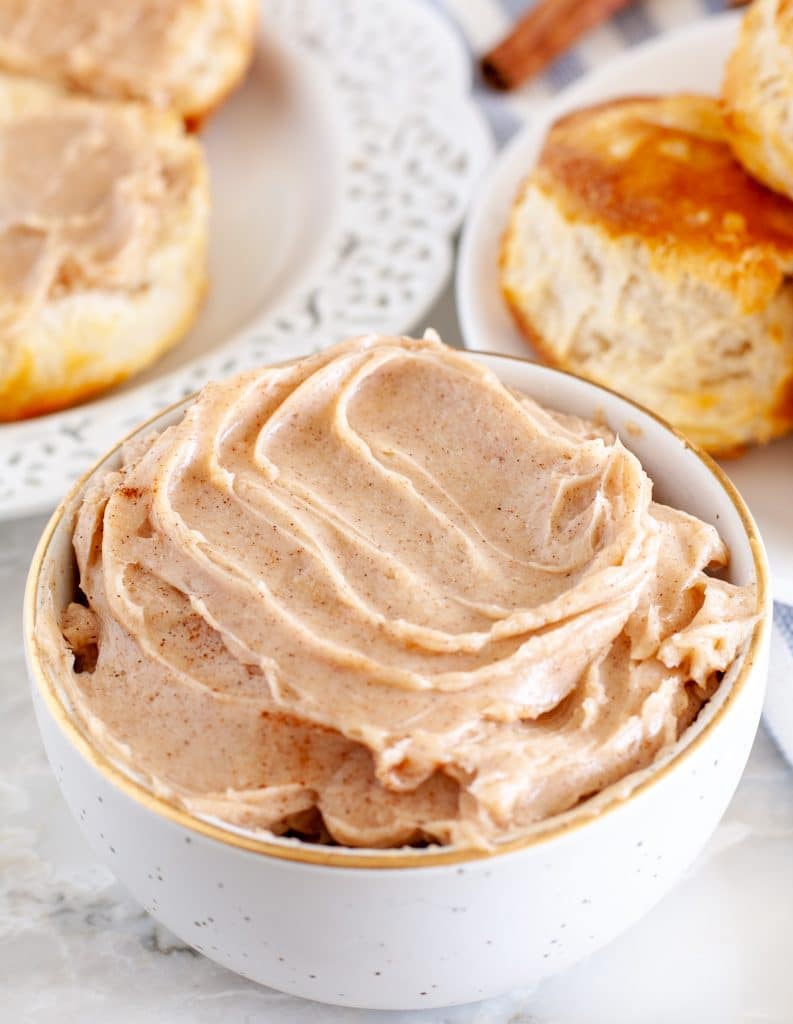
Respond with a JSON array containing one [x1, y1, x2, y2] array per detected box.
[[0, 0, 492, 520], [456, 12, 793, 605]]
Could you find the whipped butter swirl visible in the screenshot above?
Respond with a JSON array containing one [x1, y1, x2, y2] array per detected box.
[[47, 336, 758, 848]]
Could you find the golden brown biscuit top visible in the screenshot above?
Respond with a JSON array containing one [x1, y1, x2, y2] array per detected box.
[[534, 95, 793, 310]]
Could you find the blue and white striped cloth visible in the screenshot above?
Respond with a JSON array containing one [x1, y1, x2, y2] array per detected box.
[[431, 0, 793, 763]]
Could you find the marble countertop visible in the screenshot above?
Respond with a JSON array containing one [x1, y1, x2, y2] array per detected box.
[[3, 287, 793, 1023]]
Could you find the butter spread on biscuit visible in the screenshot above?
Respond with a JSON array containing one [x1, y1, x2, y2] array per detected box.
[[0, 0, 209, 109], [0, 95, 196, 333]]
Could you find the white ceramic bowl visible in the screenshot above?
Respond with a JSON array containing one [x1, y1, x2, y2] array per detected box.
[[25, 352, 771, 1011]]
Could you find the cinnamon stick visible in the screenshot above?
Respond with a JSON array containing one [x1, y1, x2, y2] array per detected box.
[[480, 0, 750, 92], [481, 0, 636, 91]]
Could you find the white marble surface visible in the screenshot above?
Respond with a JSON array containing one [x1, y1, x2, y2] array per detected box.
[[2, 284, 793, 1022]]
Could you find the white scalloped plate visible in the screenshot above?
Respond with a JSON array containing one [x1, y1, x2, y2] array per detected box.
[[0, 0, 492, 519], [456, 12, 793, 605]]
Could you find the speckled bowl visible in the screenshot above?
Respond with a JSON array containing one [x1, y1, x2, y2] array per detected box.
[[24, 352, 771, 1011]]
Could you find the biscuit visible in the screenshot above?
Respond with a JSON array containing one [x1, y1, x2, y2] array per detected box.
[[723, 0, 793, 200], [0, 0, 258, 126], [500, 95, 793, 455], [0, 74, 209, 421]]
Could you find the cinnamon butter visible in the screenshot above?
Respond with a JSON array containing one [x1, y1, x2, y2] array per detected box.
[[0, 85, 197, 334], [41, 336, 759, 848], [0, 0, 209, 108]]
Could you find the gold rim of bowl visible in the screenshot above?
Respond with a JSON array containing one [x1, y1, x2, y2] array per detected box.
[[24, 349, 771, 870]]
